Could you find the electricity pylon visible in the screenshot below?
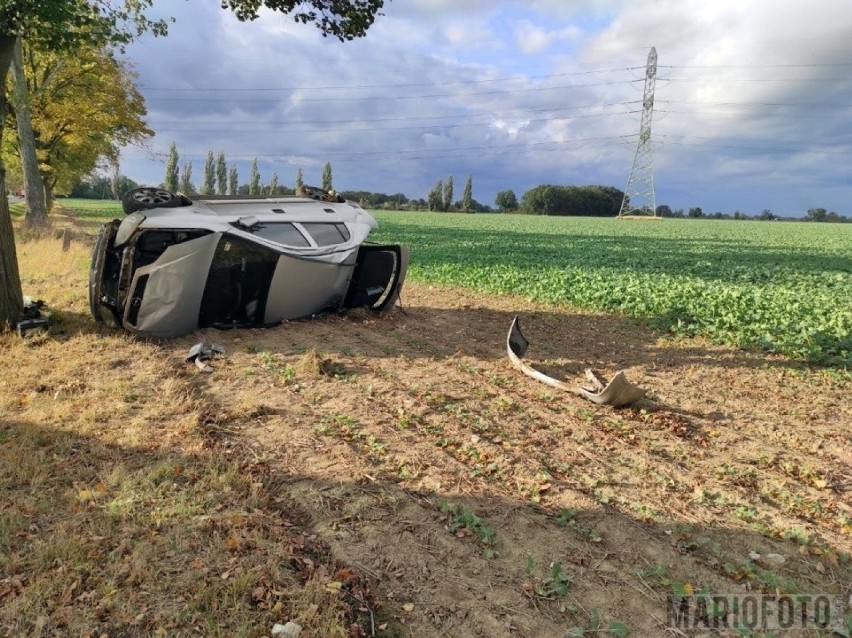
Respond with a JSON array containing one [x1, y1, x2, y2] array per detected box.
[[618, 47, 658, 218]]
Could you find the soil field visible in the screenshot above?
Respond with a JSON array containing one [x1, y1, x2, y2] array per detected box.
[[2, 230, 850, 637]]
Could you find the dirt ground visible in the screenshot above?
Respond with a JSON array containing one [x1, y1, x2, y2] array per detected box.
[[2, 233, 850, 637], [177, 282, 850, 637]]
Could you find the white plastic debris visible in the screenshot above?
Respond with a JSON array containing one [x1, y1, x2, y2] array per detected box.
[[271, 621, 302, 638]]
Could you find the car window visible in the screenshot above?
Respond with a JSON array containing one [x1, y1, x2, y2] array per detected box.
[[233, 222, 310, 247], [301, 223, 351, 246]]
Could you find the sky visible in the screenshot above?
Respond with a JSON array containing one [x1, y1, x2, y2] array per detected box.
[[118, 0, 852, 216]]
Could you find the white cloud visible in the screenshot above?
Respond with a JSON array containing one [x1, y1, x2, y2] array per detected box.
[[515, 20, 582, 55], [117, 0, 852, 213]]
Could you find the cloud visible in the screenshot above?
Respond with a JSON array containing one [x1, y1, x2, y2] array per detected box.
[[115, 0, 852, 214], [515, 19, 582, 55]]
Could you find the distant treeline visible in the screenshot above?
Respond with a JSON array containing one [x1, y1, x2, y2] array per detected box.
[[68, 174, 848, 222]]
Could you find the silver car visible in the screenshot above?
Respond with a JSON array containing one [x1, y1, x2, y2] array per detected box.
[[89, 187, 409, 337]]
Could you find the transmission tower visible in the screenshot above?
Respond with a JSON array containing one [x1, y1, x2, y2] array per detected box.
[[618, 47, 658, 218]]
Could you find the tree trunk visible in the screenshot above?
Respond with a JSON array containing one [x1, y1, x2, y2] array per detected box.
[[11, 38, 49, 228], [44, 185, 55, 212], [0, 35, 24, 330]]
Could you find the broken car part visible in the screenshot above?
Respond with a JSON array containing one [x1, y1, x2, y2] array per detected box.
[[506, 315, 646, 407]]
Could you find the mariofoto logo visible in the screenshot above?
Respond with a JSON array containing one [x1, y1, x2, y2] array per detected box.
[[667, 594, 850, 632]]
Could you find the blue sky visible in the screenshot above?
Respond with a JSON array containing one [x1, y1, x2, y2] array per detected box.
[[119, 0, 852, 216]]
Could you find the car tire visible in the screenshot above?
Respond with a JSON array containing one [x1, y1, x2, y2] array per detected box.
[[121, 187, 184, 214], [89, 224, 111, 322], [296, 185, 345, 203]]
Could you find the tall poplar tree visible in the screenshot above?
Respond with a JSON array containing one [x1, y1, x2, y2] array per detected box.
[[461, 174, 473, 212], [179, 161, 194, 195], [321, 162, 332, 191], [164, 142, 179, 192], [216, 151, 227, 195], [228, 164, 238, 195], [249, 158, 260, 195]]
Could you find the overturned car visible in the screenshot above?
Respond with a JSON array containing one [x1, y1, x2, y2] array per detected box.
[[89, 186, 409, 337]]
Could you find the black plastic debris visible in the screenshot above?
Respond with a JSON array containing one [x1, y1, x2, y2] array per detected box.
[[17, 298, 52, 337], [185, 341, 226, 372]]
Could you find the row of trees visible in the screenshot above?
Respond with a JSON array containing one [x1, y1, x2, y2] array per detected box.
[[656, 205, 850, 223], [3, 37, 150, 225], [426, 175, 488, 212], [161, 143, 339, 197]]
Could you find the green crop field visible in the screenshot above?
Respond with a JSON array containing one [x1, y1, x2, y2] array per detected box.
[[50, 199, 851, 366], [370, 212, 851, 367]]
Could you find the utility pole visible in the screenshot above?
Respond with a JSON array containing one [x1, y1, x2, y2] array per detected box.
[[619, 47, 658, 218]]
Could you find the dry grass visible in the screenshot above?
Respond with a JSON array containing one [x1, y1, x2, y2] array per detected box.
[[1, 235, 370, 637], [3, 225, 850, 638]]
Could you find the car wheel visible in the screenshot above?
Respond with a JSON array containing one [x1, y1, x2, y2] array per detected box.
[[121, 187, 183, 214], [89, 223, 112, 322], [296, 185, 344, 203]]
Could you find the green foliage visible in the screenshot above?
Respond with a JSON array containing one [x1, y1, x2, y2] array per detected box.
[[228, 164, 238, 196], [428, 179, 444, 212], [215, 151, 227, 195], [4, 39, 153, 198], [201, 150, 215, 195], [164, 142, 179, 192], [70, 174, 137, 199], [294, 167, 303, 190], [0, 1, 169, 52], [520, 184, 624, 216], [371, 213, 852, 366], [553, 508, 602, 542], [219, 0, 385, 41], [443, 175, 454, 212], [249, 157, 260, 195], [535, 561, 572, 598], [495, 189, 518, 212], [568, 608, 630, 636], [437, 500, 497, 556], [179, 160, 193, 195], [322, 161, 332, 191], [461, 174, 473, 213], [338, 189, 408, 209]]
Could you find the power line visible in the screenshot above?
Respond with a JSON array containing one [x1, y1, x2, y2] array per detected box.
[[149, 109, 633, 134], [146, 101, 640, 127], [656, 135, 851, 155], [658, 63, 852, 69], [139, 66, 643, 91], [143, 79, 641, 103], [123, 134, 636, 163], [657, 99, 852, 108], [659, 76, 852, 83]]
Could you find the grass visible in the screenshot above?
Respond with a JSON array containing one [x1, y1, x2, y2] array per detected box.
[[0, 236, 370, 636], [368, 210, 851, 367]]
